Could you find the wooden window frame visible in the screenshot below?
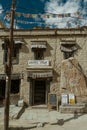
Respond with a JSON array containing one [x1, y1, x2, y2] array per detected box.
[[60, 43, 78, 59], [34, 49, 44, 60], [3, 46, 19, 64]]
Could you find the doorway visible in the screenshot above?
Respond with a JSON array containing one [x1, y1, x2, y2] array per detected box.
[[11, 79, 20, 94], [0, 80, 6, 101], [0, 79, 20, 103], [33, 80, 46, 105]]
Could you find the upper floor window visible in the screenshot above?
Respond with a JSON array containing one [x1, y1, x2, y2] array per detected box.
[[11, 45, 19, 64], [34, 50, 44, 60], [60, 41, 78, 59], [31, 41, 47, 60], [2, 40, 23, 64]]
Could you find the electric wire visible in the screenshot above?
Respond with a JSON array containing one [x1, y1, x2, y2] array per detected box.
[[1, 3, 87, 28]]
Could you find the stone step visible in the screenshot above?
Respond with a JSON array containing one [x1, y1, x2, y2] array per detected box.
[[31, 105, 48, 109], [59, 104, 86, 113], [61, 103, 86, 107]]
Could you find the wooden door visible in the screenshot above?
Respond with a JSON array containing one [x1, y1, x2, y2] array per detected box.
[[34, 80, 46, 105]]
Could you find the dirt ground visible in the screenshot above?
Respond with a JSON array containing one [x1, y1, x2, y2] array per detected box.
[[0, 106, 87, 130], [0, 115, 87, 130]]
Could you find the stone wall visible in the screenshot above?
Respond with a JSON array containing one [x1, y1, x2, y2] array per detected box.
[[0, 28, 87, 105], [60, 57, 87, 103]]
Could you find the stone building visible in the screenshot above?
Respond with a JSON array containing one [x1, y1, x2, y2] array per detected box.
[[0, 25, 87, 107]]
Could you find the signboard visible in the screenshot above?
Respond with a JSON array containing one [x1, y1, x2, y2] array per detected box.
[[69, 93, 75, 104], [28, 60, 49, 66], [31, 42, 46, 49], [48, 93, 57, 106], [61, 94, 68, 105]]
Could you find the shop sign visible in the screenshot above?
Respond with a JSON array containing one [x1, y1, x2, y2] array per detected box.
[[61, 94, 68, 105], [28, 60, 49, 66], [69, 93, 75, 104]]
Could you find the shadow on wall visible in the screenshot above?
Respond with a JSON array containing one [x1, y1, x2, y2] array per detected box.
[[84, 75, 87, 89], [53, 69, 60, 83], [75, 42, 85, 56], [20, 39, 29, 53], [20, 44, 29, 53], [44, 43, 53, 57], [78, 64, 87, 88], [69, 59, 87, 89], [79, 64, 87, 88]]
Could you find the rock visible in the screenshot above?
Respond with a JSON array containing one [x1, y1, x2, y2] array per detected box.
[[57, 119, 64, 125], [50, 119, 64, 125], [37, 122, 44, 128], [18, 99, 24, 107]]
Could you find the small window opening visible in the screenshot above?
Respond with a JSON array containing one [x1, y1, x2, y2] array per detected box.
[[34, 50, 44, 60], [60, 43, 77, 59], [10, 80, 20, 94]]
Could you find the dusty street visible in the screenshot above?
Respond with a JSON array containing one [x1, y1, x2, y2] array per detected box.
[[0, 105, 87, 130]]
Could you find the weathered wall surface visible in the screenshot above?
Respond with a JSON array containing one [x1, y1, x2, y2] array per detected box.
[[0, 28, 87, 104], [61, 57, 87, 103], [0, 39, 5, 73]]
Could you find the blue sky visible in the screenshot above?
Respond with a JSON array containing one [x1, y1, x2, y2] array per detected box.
[[0, 0, 87, 29]]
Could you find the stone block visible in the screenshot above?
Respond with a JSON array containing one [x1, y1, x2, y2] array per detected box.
[[18, 99, 24, 107], [59, 104, 86, 113]]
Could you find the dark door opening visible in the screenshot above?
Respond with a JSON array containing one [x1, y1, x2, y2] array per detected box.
[[0, 79, 20, 103], [34, 80, 46, 105], [0, 80, 6, 101], [11, 79, 20, 94]]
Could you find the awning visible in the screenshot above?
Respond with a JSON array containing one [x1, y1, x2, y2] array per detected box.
[[61, 41, 76, 45], [2, 40, 24, 49], [27, 71, 53, 79], [0, 73, 23, 80], [15, 40, 24, 44], [60, 46, 78, 52], [31, 41, 47, 49], [60, 42, 78, 52]]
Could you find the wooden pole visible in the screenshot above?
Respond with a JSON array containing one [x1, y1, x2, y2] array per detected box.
[[4, 0, 15, 130]]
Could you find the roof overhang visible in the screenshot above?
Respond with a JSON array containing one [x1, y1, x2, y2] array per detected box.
[[31, 41, 47, 49], [2, 40, 24, 49], [0, 73, 23, 80], [60, 41, 78, 52], [27, 66, 53, 79]]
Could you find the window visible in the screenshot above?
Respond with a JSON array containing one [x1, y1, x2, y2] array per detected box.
[[31, 41, 47, 60], [3, 46, 19, 64], [12, 46, 19, 64], [11, 79, 20, 94], [34, 50, 44, 60], [60, 42, 78, 59], [2, 40, 22, 64]]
